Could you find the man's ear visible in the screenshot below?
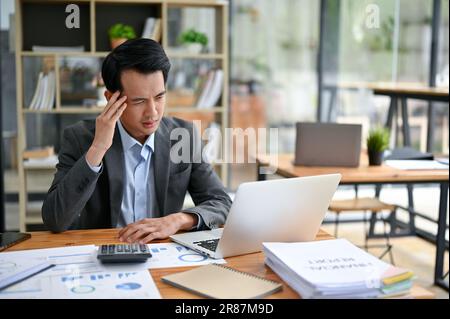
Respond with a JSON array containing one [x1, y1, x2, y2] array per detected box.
[[104, 90, 113, 101]]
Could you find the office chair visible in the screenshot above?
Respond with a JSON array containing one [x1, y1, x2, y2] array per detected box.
[[329, 197, 396, 265]]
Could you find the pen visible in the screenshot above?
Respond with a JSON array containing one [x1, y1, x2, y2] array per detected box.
[[0, 263, 56, 291]]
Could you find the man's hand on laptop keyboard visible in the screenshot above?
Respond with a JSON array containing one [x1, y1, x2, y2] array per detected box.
[[118, 212, 198, 244]]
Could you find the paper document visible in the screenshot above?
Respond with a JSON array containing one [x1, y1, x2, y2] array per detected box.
[[95, 243, 225, 272], [385, 160, 449, 170], [0, 245, 97, 276], [144, 243, 226, 269], [0, 258, 54, 290], [0, 245, 160, 298], [0, 270, 160, 299]]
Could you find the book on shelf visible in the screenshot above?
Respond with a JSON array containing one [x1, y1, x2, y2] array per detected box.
[[141, 17, 161, 42], [44, 71, 56, 110], [195, 69, 223, 109], [23, 146, 55, 159], [263, 239, 416, 299], [141, 18, 155, 39], [28, 71, 56, 111], [151, 19, 162, 42], [31, 45, 85, 52], [193, 70, 214, 107], [28, 72, 44, 110], [23, 155, 58, 169]]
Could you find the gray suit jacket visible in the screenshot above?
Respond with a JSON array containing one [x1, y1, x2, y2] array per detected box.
[[42, 117, 232, 232]]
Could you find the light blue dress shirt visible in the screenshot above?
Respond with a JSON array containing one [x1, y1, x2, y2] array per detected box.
[[86, 120, 158, 227], [116, 120, 157, 227]]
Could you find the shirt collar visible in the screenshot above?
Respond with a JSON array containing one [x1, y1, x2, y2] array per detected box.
[[117, 120, 155, 153]]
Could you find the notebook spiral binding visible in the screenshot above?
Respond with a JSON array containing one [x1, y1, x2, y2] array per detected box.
[[212, 263, 281, 285]]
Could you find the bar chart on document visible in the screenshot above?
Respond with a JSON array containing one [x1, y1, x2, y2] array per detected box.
[[53, 271, 159, 299]]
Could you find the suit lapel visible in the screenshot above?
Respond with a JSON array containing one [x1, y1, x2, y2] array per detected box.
[[154, 120, 170, 216], [104, 126, 124, 227]]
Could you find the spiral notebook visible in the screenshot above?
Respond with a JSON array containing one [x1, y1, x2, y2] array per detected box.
[[161, 264, 282, 299]]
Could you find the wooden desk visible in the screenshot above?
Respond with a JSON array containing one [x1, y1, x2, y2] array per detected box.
[[4, 228, 433, 299], [337, 82, 449, 100], [372, 84, 449, 152], [256, 154, 449, 291], [256, 154, 449, 184]]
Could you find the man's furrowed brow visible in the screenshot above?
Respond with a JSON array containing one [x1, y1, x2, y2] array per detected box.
[[130, 97, 148, 101], [155, 90, 166, 98]]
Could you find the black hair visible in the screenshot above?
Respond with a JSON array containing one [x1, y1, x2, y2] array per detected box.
[[101, 38, 171, 92]]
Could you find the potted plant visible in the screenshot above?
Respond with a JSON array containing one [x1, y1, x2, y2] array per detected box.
[[367, 127, 390, 166], [108, 23, 136, 49], [178, 29, 208, 54]]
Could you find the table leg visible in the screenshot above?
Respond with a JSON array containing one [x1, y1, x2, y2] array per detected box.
[[327, 87, 338, 122], [401, 97, 411, 147], [426, 102, 435, 153], [370, 183, 415, 238], [434, 182, 449, 291], [368, 184, 382, 237], [407, 184, 416, 233], [385, 96, 397, 130], [385, 96, 399, 149]]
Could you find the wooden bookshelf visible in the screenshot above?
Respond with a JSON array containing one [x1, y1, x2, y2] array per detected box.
[[15, 0, 229, 231]]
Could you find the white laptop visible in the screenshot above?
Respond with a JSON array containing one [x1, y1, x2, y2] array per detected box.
[[170, 174, 341, 259]]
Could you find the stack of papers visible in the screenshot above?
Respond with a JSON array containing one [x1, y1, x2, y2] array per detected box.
[[263, 239, 414, 299], [385, 160, 448, 170]]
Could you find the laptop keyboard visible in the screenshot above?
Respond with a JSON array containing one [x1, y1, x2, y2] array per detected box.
[[193, 239, 219, 252]]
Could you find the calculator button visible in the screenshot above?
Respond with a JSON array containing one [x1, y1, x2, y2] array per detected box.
[[101, 245, 108, 254], [139, 245, 147, 252], [108, 245, 115, 254]]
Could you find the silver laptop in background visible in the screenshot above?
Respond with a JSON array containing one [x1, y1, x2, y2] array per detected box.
[[170, 174, 341, 259], [294, 122, 362, 167]]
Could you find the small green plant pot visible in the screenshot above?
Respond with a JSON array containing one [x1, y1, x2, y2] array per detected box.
[[185, 43, 203, 54], [110, 38, 128, 49], [368, 150, 384, 166]]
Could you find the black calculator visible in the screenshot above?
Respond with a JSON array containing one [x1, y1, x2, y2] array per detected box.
[[97, 244, 152, 263]]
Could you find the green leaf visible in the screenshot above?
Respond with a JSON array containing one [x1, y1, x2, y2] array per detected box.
[[108, 23, 137, 40], [367, 127, 390, 152], [178, 29, 208, 46]]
